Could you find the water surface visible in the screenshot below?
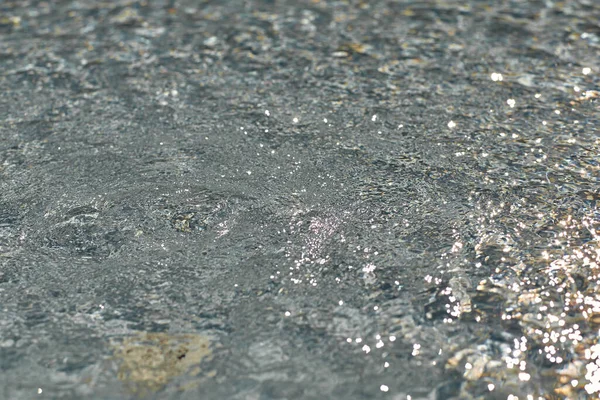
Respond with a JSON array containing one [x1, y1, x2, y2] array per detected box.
[[0, 0, 599, 399]]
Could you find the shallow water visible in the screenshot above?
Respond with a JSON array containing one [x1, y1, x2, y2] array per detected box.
[[0, 0, 599, 399]]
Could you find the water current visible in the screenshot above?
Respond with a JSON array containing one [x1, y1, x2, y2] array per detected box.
[[1, 1, 599, 399]]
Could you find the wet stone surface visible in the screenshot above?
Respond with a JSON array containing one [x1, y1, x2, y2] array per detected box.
[[1, 0, 599, 399]]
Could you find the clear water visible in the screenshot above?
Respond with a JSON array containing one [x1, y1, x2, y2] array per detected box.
[[0, 0, 599, 399]]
